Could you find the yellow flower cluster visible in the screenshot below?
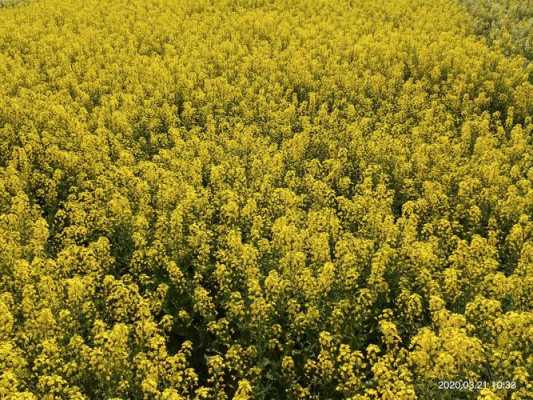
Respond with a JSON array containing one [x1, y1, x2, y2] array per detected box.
[[0, 0, 531, 399]]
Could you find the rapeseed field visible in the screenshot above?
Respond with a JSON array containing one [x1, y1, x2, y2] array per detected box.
[[0, 0, 531, 399]]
